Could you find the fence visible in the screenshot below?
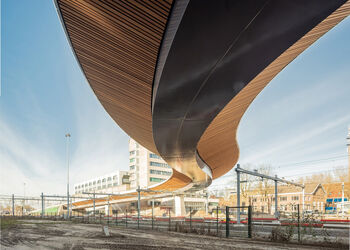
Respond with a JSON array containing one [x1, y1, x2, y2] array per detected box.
[[1, 206, 253, 238], [2, 203, 348, 244], [225, 206, 252, 238]]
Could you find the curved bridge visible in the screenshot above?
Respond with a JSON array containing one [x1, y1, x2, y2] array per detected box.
[[55, 0, 350, 204]]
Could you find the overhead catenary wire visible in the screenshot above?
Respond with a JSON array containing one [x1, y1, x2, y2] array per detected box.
[[209, 167, 347, 189]]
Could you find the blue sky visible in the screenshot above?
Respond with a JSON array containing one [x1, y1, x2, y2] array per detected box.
[[1, 1, 349, 195]]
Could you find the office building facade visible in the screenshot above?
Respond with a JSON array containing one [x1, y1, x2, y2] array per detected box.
[[129, 138, 172, 189], [74, 170, 129, 194]]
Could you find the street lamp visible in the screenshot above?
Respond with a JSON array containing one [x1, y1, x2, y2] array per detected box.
[[23, 182, 26, 216], [65, 133, 71, 219]]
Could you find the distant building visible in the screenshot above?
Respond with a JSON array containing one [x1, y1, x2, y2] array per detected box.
[[74, 170, 129, 194], [128, 138, 172, 189], [324, 182, 349, 213], [236, 183, 326, 214]]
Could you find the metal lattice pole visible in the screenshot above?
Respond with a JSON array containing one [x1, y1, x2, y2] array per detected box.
[[12, 194, 15, 216], [236, 165, 241, 224], [65, 133, 71, 220], [216, 206, 219, 236]]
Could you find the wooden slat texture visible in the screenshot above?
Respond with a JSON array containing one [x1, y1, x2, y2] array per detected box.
[[57, 0, 169, 153], [72, 168, 191, 208], [57, 0, 191, 200], [198, 2, 350, 179]]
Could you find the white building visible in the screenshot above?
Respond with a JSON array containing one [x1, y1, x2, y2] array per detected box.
[[129, 138, 172, 189], [74, 170, 129, 194]]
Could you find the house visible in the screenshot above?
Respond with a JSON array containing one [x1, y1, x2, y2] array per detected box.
[[242, 183, 326, 215], [323, 182, 349, 213]]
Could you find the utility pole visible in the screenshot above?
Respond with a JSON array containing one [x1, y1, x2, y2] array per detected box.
[[235, 164, 241, 224], [274, 176, 278, 218], [41, 192, 44, 217], [302, 184, 305, 216], [93, 191, 96, 218], [152, 198, 154, 230], [342, 182, 344, 217], [23, 182, 26, 215], [12, 194, 15, 216], [65, 133, 71, 219], [205, 192, 209, 215], [107, 195, 110, 224], [235, 164, 304, 221], [137, 186, 141, 229]]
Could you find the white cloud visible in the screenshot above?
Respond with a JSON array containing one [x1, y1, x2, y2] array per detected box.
[[0, 119, 65, 195]]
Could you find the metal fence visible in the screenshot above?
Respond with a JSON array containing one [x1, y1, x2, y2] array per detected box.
[[2, 202, 348, 244], [1, 206, 253, 238]]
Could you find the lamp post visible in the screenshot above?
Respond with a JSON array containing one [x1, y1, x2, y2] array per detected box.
[[23, 182, 26, 216], [65, 133, 71, 219]]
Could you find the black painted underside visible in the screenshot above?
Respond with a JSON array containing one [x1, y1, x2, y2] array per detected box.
[[152, 0, 346, 183]]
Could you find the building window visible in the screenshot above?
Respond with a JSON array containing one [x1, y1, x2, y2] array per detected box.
[[280, 196, 287, 201], [130, 165, 135, 170], [97, 180, 101, 184], [130, 158, 135, 163], [113, 183, 117, 186], [108, 184, 112, 187], [113, 175, 117, 180], [130, 150, 135, 155], [102, 178, 106, 182], [150, 177, 165, 183], [150, 170, 172, 175], [150, 161, 170, 168], [149, 153, 161, 159], [107, 177, 112, 181], [89, 182, 92, 186], [292, 196, 299, 201]]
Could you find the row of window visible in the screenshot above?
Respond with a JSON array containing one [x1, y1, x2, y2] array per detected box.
[[75, 182, 118, 192], [150, 177, 165, 183], [150, 169, 172, 175], [149, 153, 161, 159], [150, 161, 171, 168], [252, 196, 299, 202], [75, 176, 118, 189]]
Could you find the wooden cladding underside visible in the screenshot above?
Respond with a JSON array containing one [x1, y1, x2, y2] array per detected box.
[[198, 2, 350, 179], [73, 169, 191, 208], [57, 0, 171, 154], [57, 0, 192, 196]]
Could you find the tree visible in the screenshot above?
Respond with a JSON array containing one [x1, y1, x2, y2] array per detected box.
[[255, 165, 273, 214]]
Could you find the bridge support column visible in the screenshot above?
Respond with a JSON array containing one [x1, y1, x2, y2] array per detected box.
[[174, 195, 185, 216]]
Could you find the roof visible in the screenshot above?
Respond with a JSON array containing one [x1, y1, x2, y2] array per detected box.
[[323, 182, 350, 198], [246, 183, 325, 196]]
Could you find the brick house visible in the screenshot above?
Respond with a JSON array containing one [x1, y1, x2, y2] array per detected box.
[[242, 183, 326, 214]]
